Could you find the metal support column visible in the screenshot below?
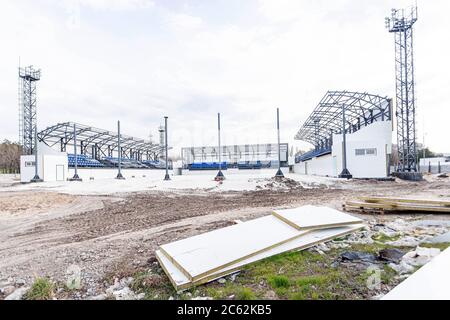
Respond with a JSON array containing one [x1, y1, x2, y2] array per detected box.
[[275, 108, 284, 178], [339, 105, 352, 179], [116, 120, 125, 180], [30, 126, 43, 182], [215, 113, 225, 181], [164, 116, 171, 181], [69, 123, 82, 181]]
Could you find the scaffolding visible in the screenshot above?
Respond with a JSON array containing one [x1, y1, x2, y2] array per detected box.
[[19, 66, 41, 155]]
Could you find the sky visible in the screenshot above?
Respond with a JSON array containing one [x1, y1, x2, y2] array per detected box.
[[0, 0, 449, 156]]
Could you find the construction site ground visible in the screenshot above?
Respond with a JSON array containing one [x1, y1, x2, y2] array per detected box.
[[0, 171, 449, 300]]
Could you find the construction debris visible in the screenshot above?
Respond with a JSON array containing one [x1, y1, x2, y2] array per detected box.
[[156, 206, 365, 291], [343, 196, 450, 214], [378, 248, 405, 264], [339, 251, 377, 263]]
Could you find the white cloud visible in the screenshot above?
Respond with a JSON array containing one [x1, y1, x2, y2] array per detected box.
[[164, 12, 203, 31], [0, 0, 449, 154], [68, 0, 155, 11]]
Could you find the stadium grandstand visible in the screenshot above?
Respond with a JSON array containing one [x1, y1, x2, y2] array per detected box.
[[294, 91, 393, 179], [38, 122, 167, 169], [181, 143, 289, 170]]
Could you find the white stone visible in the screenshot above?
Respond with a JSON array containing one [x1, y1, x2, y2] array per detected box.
[[4, 287, 29, 300], [1, 285, 16, 296]]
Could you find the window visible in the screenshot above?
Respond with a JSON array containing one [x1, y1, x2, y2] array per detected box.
[[355, 148, 377, 156], [25, 161, 35, 167]]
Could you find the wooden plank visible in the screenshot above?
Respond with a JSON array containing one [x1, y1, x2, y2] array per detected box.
[[346, 201, 450, 213], [159, 215, 309, 281], [343, 205, 385, 215], [383, 248, 450, 300], [157, 224, 366, 291], [272, 205, 362, 231], [361, 197, 450, 207]]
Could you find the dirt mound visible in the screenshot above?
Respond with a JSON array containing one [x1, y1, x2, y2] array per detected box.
[[257, 177, 304, 191]]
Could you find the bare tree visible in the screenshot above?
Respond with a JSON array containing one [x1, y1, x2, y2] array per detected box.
[[0, 140, 22, 173]]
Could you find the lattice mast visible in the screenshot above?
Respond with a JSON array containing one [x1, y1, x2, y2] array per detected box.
[[19, 66, 41, 155], [386, 5, 418, 172]]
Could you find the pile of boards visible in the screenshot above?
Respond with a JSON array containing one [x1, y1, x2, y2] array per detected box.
[[343, 197, 450, 215], [156, 206, 365, 291]]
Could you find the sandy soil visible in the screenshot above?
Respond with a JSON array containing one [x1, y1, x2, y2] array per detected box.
[[0, 175, 449, 298]]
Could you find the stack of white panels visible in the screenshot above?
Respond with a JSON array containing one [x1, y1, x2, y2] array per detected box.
[[156, 205, 365, 291]]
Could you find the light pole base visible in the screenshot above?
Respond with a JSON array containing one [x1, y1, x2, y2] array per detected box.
[[164, 173, 171, 181], [339, 169, 353, 179], [275, 169, 285, 178], [69, 174, 83, 182], [215, 170, 226, 181], [392, 172, 423, 181], [116, 173, 125, 180], [30, 176, 43, 183]]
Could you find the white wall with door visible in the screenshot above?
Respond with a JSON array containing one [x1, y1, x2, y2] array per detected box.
[[20, 142, 68, 183]]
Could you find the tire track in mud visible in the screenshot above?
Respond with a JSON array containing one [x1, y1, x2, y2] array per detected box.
[[26, 189, 347, 244]]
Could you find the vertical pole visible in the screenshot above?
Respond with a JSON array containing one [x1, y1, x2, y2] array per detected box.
[[164, 116, 171, 181], [116, 120, 125, 179], [31, 126, 43, 182], [70, 123, 82, 181], [215, 113, 225, 181], [275, 108, 284, 178], [339, 105, 352, 179], [218, 113, 221, 171]]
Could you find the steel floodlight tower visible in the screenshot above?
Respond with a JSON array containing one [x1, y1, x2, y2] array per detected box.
[[19, 66, 41, 156], [386, 5, 419, 173]]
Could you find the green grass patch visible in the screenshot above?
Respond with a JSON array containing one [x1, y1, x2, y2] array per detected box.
[[236, 287, 256, 300], [372, 233, 401, 243], [24, 278, 54, 300], [267, 275, 290, 289], [296, 274, 329, 287], [131, 271, 177, 300], [381, 265, 398, 285]]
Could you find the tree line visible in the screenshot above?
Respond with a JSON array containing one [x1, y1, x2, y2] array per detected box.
[[0, 140, 21, 174]]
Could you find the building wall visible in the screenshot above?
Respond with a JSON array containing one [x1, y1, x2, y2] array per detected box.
[[294, 154, 335, 176], [20, 142, 68, 183], [295, 121, 392, 179], [67, 168, 162, 180], [420, 157, 450, 166], [20, 154, 68, 182]]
